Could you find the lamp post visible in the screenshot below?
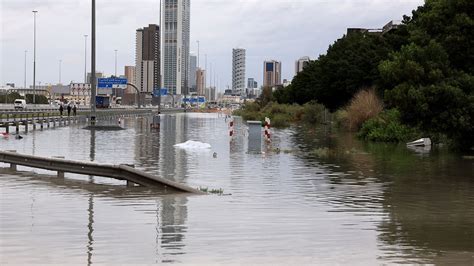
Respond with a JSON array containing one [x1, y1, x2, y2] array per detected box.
[[84, 35, 88, 83], [59, 59, 62, 84], [196, 40, 200, 68], [32, 10, 38, 106], [24, 50, 27, 89], [114, 49, 118, 77], [90, 0, 97, 125], [158, 0, 162, 113]]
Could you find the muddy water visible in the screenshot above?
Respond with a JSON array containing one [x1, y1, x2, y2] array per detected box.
[[1, 113, 473, 264]]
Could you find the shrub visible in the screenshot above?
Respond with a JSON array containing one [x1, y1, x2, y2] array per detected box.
[[301, 102, 326, 125], [344, 89, 383, 131], [270, 113, 292, 128], [358, 109, 420, 142], [234, 102, 327, 128], [333, 109, 349, 129]]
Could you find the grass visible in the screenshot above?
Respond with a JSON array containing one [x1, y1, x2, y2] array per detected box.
[[198, 187, 225, 195], [233, 101, 327, 128], [343, 89, 383, 131]]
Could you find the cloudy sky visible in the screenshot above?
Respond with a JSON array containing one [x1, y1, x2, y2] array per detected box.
[[1, 0, 423, 90]]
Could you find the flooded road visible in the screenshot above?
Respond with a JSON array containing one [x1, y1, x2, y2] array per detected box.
[[1, 113, 473, 264]]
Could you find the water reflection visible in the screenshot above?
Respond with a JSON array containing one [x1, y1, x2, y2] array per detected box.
[[0, 168, 189, 264], [87, 193, 94, 266], [292, 126, 474, 264], [1, 114, 473, 264]]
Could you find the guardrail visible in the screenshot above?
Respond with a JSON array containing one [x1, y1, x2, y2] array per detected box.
[[0, 109, 157, 134], [0, 150, 204, 194]]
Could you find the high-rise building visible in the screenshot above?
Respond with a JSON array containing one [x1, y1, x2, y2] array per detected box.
[[232, 48, 246, 93], [263, 60, 281, 87], [189, 53, 197, 91], [135, 24, 160, 94], [196, 68, 206, 96], [161, 0, 191, 95], [124, 66, 136, 94], [295, 56, 310, 75], [247, 78, 257, 89]]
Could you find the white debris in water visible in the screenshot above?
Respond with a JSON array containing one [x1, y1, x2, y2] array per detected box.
[[174, 140, 212, 151]]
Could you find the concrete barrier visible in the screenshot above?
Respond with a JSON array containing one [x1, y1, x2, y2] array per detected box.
[[0, 150, 204, 194]]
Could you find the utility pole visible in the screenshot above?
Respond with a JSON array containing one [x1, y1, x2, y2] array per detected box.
[[32, 10, 38, 105], [90, 0, 97, 125], [196, 40, 200, 68], [158, 0, 162, 113], [114, 49, 118, 77], [84, 35, 88, 83], [59, 60, 62, 84], [24, 50, 27, 89]]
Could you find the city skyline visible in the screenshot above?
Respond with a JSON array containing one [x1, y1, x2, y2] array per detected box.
[[1, 0, 424, 90]]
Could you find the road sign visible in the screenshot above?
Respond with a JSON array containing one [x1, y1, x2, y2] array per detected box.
[[98, 78, 127, 89], [153, 88, 168, 97]]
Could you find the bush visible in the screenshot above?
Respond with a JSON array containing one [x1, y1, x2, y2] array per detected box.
[[358, 109, 420, 142], [233, 102, 264, 121], [301, 101, 326, 125], [234, 102, 328, 128], [271, 113, 292, 128], [333, 109, 349, 129], [344, 89, 383, 131]]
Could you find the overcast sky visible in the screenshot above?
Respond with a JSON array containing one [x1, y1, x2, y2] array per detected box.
[[1, 0, 423, 90]]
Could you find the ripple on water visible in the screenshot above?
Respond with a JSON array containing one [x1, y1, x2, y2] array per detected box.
[[1, 114, 473, 265]]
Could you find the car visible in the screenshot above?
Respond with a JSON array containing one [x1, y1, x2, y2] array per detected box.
[[14, 99, 27, 110]]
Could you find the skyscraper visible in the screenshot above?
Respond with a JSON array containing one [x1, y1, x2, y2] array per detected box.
[[295, 56, 310, 75], [232, 48, 246, 93], [189, 53, 197, 91], [247, 78, 257, 89], [263, 60, 281, 87], [135, 24, 160, 94], [161, 0, 191, 95]]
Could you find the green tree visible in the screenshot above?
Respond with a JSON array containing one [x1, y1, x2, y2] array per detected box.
[[25, 94, 49, 104], [277, 29, 406, 111], [380, 0, 474, 149], [257, 86, 274, 107]]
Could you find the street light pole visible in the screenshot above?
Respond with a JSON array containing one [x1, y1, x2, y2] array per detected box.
[[158, 0, 162, 113], [90, 0, 97, 125], [196, 40, 200, 68], [59, 59, 62, 84], [114, 49, 118, 77], [32, 10, 38, 105], [24, 50, 27, 89], [84, 35, 88, 83]]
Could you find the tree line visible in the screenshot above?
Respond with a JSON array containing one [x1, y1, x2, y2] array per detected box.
[[273, 0, 473, 149]]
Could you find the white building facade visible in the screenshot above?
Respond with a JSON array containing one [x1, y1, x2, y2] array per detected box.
[[232, 48, 246, 94], [161, 0, 191, 95]]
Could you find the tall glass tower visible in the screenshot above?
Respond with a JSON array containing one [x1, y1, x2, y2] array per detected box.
[[161, 0, 191, 95]]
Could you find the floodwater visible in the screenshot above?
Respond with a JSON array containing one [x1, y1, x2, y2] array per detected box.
[[0, 113, 473, 265]]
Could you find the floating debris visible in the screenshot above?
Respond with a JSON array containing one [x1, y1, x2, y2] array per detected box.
[[174, 140, 212, 150]]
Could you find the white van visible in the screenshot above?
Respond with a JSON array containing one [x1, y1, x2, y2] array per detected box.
[[14, 99, 27, 110]]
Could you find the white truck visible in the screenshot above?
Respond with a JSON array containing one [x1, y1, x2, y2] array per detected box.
[[14, 99, 27, 110]]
